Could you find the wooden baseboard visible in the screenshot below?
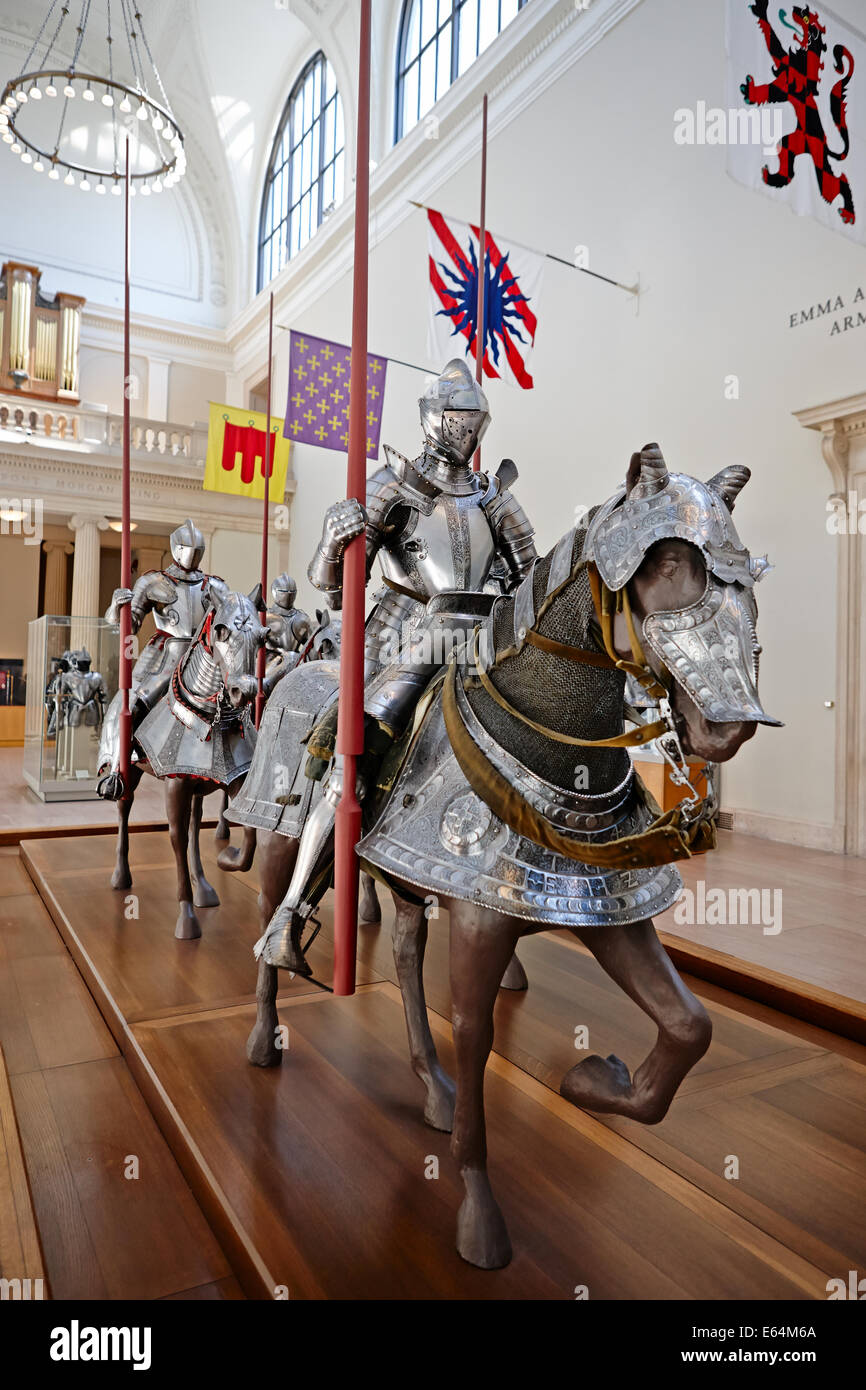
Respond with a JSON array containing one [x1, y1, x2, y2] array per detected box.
[[0, 1044, 48, 1299]]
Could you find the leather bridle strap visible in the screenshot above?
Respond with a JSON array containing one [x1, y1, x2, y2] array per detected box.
[[443, 660, 712, 868]]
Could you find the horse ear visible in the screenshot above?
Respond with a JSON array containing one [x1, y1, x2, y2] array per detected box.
[[629, 442, 669, 498], [249, 582, 264, 612], [707, 464, 750, 512]]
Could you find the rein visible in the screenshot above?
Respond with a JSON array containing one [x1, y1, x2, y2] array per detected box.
[[442, 553, 718, 867]]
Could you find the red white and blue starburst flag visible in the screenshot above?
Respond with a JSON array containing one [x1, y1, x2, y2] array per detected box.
[[284, 331, 388, 459], [427, 207, 545, 390]]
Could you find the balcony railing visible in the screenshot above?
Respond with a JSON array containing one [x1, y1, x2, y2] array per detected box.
[[0, 393, 208, 466]]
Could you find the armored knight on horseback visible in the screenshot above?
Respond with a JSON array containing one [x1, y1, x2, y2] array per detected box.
[[229, 357, 536, 969], [97, 518, 228, 799]]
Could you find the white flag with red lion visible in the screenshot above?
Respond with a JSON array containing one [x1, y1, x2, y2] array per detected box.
[[726, 1, 866, 244]]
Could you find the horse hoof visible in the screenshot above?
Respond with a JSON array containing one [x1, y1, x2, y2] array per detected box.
[[423, 1071, 456, 1132], [217, 846, 243, 872], [456, 1182, 512, 1269], [193, 882, 220, 909], [110, 865, 132, 891], [560, 1053, 633, 1115], [175, 903, 202, 940], [499, 952, 528, 991], [246, 1021, 282, 1068]]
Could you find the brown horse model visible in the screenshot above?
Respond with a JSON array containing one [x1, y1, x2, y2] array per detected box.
[[245, 446, 779, 1268], [105, 588, 267, 939]]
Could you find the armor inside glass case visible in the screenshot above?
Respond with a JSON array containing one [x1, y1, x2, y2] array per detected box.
[[23, 615, 118, 800]]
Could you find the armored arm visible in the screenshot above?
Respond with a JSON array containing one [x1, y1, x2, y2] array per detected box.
[[483, 465, 537, 591], [308, 466, 399, 608], [104, 571, 165, 631]]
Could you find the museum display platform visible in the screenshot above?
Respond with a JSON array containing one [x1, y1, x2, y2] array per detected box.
[[18, 831, 866, 1300]]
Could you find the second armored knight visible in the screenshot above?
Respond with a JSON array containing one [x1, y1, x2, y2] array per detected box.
[[240, 357, 537, 969], [97, 519, 228, 798]]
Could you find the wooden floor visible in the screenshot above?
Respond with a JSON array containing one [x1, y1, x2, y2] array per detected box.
[[12, 830, 866, 1300]]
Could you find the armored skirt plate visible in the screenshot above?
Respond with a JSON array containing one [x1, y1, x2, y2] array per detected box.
[[135, 698, 256, 787], [359, 691, 682, 928], [226, 661, 340, 835]]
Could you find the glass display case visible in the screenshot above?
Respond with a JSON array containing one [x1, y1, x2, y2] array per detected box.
[[23, 615, 118, 801]]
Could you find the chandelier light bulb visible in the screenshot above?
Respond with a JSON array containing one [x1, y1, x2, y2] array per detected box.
[[21, 150, 32, 163], [101, 89, 113, 107], [136, 102, 148, 121], [2, 132, 13, 145], [17, 89, 27, 104], [45, 81, 57, 97], [119, 94, 131, 113], [152, 176, 162, 192], [95, 179, 106, 193], [33, 159, 44, 172], [152, 112, 163, 132], [129, 182, 137, 197], [82, 84, 94, 102], [140, 180, 151, 195], [6, 94, 17, 109], [63, 81, 75, 98], [63, 169, 75, 185], [48, 165, 59, 179], [80, 175, 91, 190], [110, 179, 121, 195], [28, 83, 41, 100], [10, 140, 21, 154]]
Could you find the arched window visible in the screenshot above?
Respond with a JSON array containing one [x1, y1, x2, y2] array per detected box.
[[395, 0, 529, 141], [258, 52, 345, 291]]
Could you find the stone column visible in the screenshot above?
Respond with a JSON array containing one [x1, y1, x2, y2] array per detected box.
[[42, 540, 73, 615], [68, 513, 108, 648]]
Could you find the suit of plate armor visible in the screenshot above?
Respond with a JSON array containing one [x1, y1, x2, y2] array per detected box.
[[260, 573, 313, 696], [255, 358, 536, 967], [59, 650, 108, 728], [97, 519, 228, 797]]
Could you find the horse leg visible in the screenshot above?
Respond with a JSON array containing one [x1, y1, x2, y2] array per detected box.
[[214, 788, 230, 843], [247, 830, 298, 1067], [110, 764, 142, 891], [390, 889, 454, 1131], [189, 792, 220, 908], [165, 778, 200, 940], [499, 950, 528, 991], [448, 899, 522, 1269], [560, 918, 712, 1124], [217, 825, 257, 873], [358, 871, 381, 924]]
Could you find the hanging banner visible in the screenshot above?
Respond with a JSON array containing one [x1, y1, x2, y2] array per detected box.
[[284, 331, 387, 459], [427, 206, 545, 389], [726, 0, 865, 244], [203, 403, 291, 500]]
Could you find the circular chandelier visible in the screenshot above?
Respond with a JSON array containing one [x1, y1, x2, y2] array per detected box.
[[0, 0, 186, 196]]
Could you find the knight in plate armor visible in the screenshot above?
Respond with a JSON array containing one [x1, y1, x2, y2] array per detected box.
[[97, 518, 228, 798], [260, 573, 313, 693], [233, 357, 537, 968]]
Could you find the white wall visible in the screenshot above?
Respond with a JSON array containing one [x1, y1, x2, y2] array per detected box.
[[265, 0, 865, 839]]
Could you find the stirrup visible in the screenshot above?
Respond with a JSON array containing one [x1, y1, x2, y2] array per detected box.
[[254, 906, 321, 975], [97, 770, 125, 801]]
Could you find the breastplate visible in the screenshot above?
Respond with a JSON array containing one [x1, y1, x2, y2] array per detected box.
[[379, 492, 495, 596], [153, 576, 207, 641]]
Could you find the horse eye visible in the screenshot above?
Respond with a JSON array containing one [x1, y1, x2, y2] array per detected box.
[[214, 624, 230, 642]]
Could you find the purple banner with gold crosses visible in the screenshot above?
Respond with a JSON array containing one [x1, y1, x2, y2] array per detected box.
[[284, 331, 388, 459]]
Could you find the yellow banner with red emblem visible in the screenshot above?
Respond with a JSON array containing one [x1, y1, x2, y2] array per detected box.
[[203, 402, 292, 501]]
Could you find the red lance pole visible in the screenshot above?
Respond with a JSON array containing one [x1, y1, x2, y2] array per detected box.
[[254, 291, 274, 730], [473, 92, 488, 474], [118, 138, 133, 797], [333, 0, 371, 997]]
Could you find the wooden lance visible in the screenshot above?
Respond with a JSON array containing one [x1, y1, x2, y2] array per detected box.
[[254, 291, 275, 731], [473, 92, 488, 473], [332, 0, 372, 996], [118, 139, 133, 798]]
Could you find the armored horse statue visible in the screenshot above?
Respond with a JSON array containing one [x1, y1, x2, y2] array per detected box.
[[245, 443, 780, 1270], [102, 586, 269, 939]]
